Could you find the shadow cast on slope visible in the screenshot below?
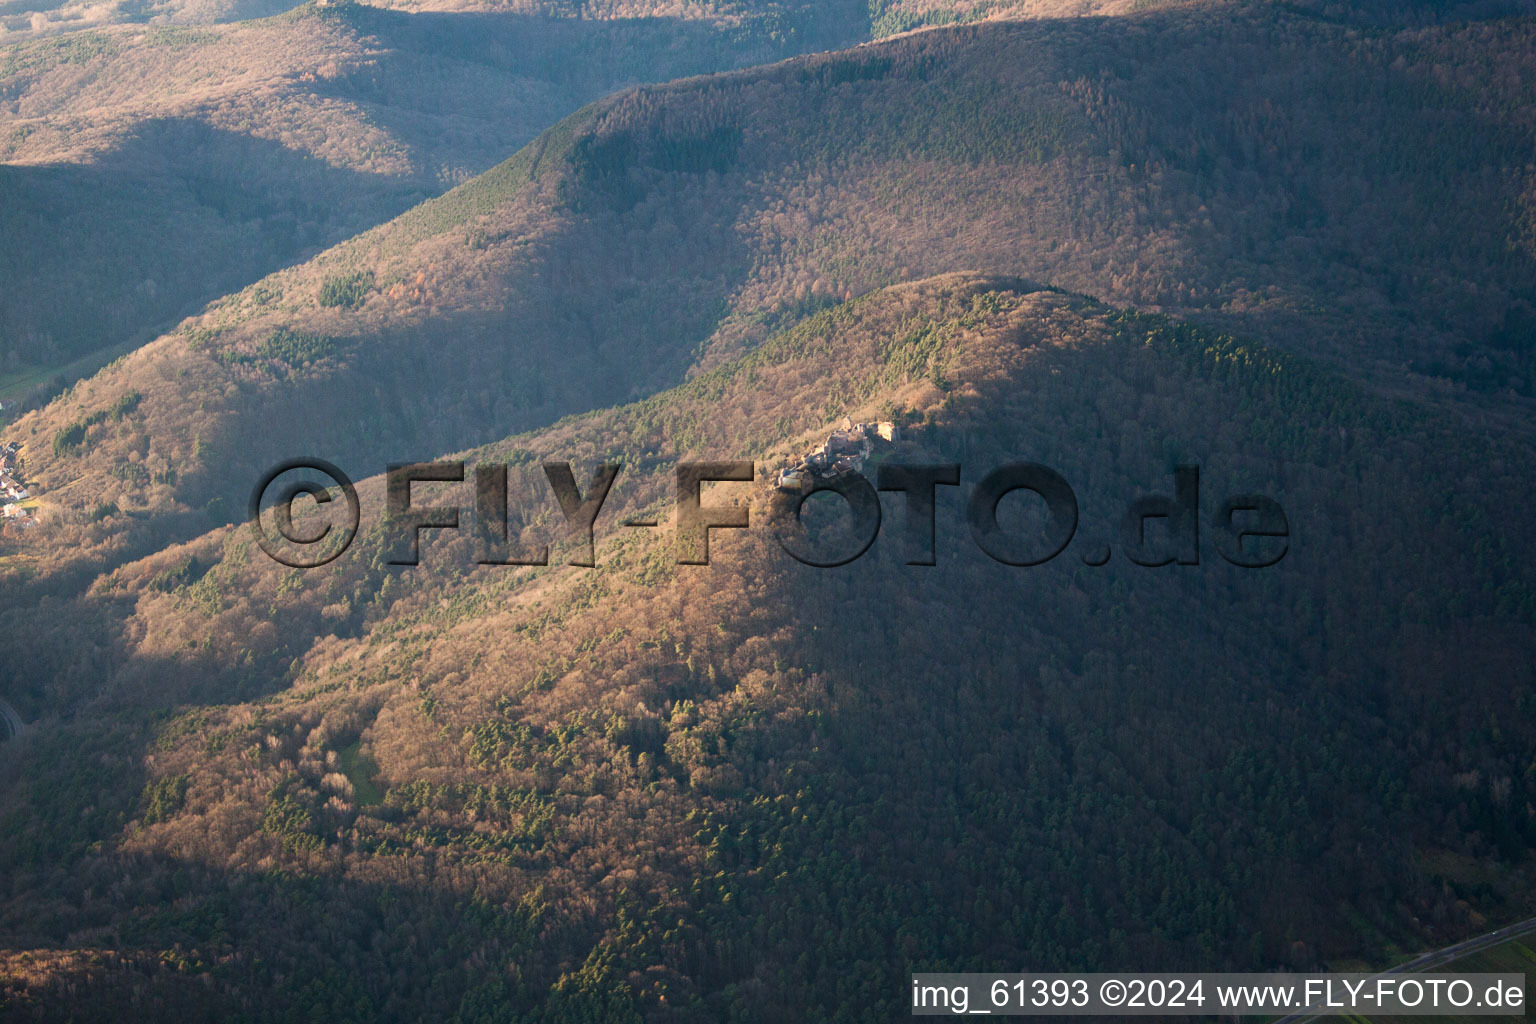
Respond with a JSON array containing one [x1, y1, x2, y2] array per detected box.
[[0, 117, 430, 369]]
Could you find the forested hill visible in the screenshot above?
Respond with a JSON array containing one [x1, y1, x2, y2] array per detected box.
[[7, 6, 1535, 588], [0, 274, 1532, 1019], [2, 0, 1534, 1014], [0, 0, 871, 378], [3, 0, 1528, 387], [868, 0, 1536, 35]]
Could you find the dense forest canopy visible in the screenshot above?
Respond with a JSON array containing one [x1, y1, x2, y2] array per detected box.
[[0, 0, 871, 377], [5, 7, 1534, 594], [2, 0, 1534, 1018], [0, 275, 1533, 1018]]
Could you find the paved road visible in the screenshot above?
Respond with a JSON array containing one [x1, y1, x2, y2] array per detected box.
[[1271, 915, 1536, 1023], [0, 696, 22, 740]]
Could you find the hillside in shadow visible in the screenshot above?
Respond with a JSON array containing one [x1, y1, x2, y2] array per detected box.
[[0, 1, 870, 374], [0, 118, 426, 369], [0, 276, 1532, 1018], [3, 8, 1532, 595]]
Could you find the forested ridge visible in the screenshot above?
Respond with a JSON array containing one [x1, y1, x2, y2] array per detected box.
[[0, 0, 872, 376], [6, 6, 1536, 593], [2, 1, 1536, 1019], [1, 276, 1533, 1019]]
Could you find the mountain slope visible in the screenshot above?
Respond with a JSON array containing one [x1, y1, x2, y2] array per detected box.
[[866, 0, 1536, 36], [6, 7, 1534, 583], [0, 274, 1532, 1019], [0, 0, 870, 382], [7, 0, 1530, 387]]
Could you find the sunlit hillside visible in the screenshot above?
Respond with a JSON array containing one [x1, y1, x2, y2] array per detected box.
[[6, 7, 1533, 585], [0, 0, 868, 384], [1, 274, 1532, 1018], [2, 2, 1534, 1019]]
